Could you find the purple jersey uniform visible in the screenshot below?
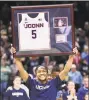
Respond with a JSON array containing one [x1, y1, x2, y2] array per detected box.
[[26, 76, 62, 100], [4, 88, 29, 100]]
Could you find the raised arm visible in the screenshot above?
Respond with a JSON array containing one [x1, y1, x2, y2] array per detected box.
[[14, 58, 29, 81], [11, 47, 29, 81], [59, 47, 78, 80]]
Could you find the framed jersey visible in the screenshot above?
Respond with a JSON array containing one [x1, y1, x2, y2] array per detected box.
[[11, 4, 75, 57]]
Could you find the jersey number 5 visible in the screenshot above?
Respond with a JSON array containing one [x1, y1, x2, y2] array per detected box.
[[32, 30, 36, 39]]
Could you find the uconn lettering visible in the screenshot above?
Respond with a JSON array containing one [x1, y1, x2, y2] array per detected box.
[[24, 22, 44, 28], [36, 85, 50, 90]]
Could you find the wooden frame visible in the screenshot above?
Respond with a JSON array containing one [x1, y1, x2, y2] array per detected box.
[[11, 4, 75, 57]]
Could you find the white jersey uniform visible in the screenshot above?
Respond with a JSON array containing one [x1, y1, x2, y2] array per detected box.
[[18, 12, 51, 51]]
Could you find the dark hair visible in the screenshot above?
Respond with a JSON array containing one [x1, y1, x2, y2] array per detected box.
[[35, 65, 48, 73], [13, 75, 21, 81]]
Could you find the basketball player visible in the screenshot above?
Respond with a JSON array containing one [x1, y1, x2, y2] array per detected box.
[[11, 47, 78, 100]]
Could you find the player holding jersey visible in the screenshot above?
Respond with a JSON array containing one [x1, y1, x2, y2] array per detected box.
[[11, 47, 78, 100]]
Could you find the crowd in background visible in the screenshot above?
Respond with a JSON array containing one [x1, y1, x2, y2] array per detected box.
[[0, 1, 89, 100]]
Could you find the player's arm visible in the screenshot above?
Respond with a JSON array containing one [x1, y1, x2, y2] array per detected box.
[[59, 47, 78, 80], [10, 47, 29, 82], [14, 58, 29, 81]]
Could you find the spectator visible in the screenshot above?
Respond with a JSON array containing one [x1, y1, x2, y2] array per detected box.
[[77, 76, 89, 100], [59, 63, 64, 72], [51, 66, 60, 78], [76, 28, 86, 52], [63, 81, 78, 100], [4, 76, 30, 100], [7, 21, 12, 43], [84, 93, 89, 100], [73, 52, 81, 69], [56, 81, 78, 100], [84, 22, 89, 38], [84, 21, 89, 30], [5, 83, 30, 99], [0, 55, 12, 99], [81, 45, 88, 64], [68, 64, 83, 91]]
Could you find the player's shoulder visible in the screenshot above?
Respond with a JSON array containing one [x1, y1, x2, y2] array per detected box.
[[51, 75, 62, 82], [20, 88, 28, 93], [20, 84, 29, 90], [6, 86, 13, 91]]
